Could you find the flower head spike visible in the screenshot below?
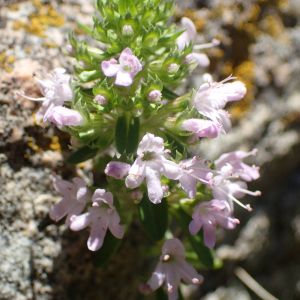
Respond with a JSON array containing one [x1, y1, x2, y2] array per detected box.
[[49, 173, 91, 226], [147, 238, 203, 300], [69, 189, 124, 251], [215, 149, 260, 182], [18, 68, 73, 126], [101, 48, 142, 87], [125, 133, 182, 204], [179, 156, 213, 199], [189, 200, 240, 248]]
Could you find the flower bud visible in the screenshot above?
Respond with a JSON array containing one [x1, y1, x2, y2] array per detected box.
[[166, 63, 179, 73], [131, 189, 143, 201], [121, 24, 134, 37], [132, 107, 143, 117], [183, 54, 195, 65], [93, 94, 108, 106], [65, 44, 75, 56], [147, 90, 162, 102]]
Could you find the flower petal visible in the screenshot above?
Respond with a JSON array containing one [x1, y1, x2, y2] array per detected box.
[[69, 212, 93, 231], [87, 219, 106, 251], [203, 222, 217, 249], [192, 53, 210, 67], [145, 166, 163, 204], [101, 60, 120, 77], [147, 261, 165, 291], [49, 196, 74, 222], [108, 210, 124, 239], [115, 70, 134, 86]]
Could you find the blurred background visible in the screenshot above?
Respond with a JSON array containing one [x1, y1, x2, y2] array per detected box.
[[1, 0, 300, 299]]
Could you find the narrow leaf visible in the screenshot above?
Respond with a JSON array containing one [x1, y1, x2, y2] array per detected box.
[[66, 146, 98, 165], [76, 20, 93, 35], [115, 114, 127, 154], [119, 0, 137, 16], [138, 195, 168, 241], [126, 116, 140, 155], [156, 286, 168, 300], [162, 86, 179, 100]]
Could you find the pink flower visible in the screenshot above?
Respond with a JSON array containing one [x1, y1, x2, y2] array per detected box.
[[147, 238, 203, 300], [181, 119, 221, 138], [192, 75, 246, 130], [47, 106, 86, 126], [49, 173, 91, 226], [69, 189, 124, 251], [101, 48, 142, 86], [105, 161, 131, 179], [125, 133, 182, 204], [179, 156, 213, 198], [189, 200, 240, 248], [177, 17, 220, 67], [211, 176, 261, 212], [215, 149, 260, 182], [18, 68, 73, 126]]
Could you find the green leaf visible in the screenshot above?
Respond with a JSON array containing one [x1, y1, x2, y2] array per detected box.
[[66, 146, 98, 165], [92, 230, 123, 268], [162, 86, 179, 100], [115, 113, 140, 155], [93, 128, 115, 150], [74, 68, 103, 83], [156, 286, 168, 300], [76, 20, 93, 35], [118, 0, 137, 16], [138, 195, 168, 241], [170, 205, 214, 269]]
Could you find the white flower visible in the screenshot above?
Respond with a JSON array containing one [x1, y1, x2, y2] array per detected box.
[[47, 106, 86, 126], [215, 149, 260, 182], [125, 133, 182, 204], [177, 17, 220, 67], [49, 173, 91, 226], [18, 68, 73, 126], [211, 176, 261, 212], [189, 200, 240, 248], [70, 189, 124, 251], [192, 74, 246, 130], [179, 156, 213, 198], [147, 238, 203, 300]]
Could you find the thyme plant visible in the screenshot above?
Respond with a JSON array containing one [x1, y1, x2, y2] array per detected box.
[[19, 0, 261, 298]]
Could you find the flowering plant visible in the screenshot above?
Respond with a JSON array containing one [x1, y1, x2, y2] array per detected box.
[[19, 0, 261, 298]]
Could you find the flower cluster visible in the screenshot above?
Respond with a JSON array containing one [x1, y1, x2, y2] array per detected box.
[[21, 1, 262, 298]]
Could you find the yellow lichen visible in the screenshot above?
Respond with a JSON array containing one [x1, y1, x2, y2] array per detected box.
[[260, 15, 285, 38], [13, 1, 65, 37], [42, 41, 58, 48], [0, 53, 15, 72], [50, 136, 61, 152], [8, 3, 20, 11]]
